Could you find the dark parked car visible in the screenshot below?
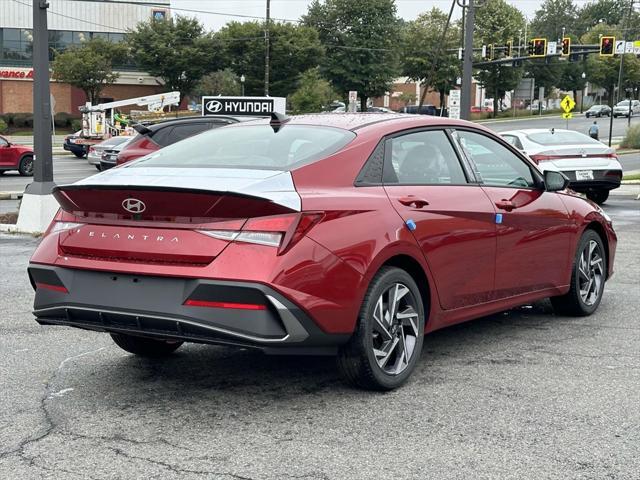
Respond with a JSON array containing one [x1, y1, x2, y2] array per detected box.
[[116, 116, 240, 165], [585, 105, 611, 118], [401, 105, 437, 116], [63, 130, 88, 158], [31, 113, 616, 390]]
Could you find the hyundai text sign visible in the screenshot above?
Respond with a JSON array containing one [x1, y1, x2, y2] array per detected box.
[[201, 96, 286, 116]]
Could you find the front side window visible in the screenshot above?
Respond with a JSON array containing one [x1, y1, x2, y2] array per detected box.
[[456, 130, 535, 188], [132, 125, 356, 170], [385, 130, 467, 185], [0, 137, 8, 147]]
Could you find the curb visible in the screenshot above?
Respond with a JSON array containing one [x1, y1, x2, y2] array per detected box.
[[0, 192, 23, 200]]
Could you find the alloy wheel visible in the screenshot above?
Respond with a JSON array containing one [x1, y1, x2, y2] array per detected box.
[[371, 283, 420, 375], [578, 240, 604, 306], [23, 157, 34, 175]]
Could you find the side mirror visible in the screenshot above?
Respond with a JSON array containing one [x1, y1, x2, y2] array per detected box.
[[544, 170, 569, 192]]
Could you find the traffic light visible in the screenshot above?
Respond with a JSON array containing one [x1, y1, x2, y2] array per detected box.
[[505, 40, 512, 58], [489, 44, 494, 60], [561, 37, 571, 56], [600, 36, 615, 56], [532, 38, 547, 57], [528, 40, 534, 56], [481, 44, 493, 60]]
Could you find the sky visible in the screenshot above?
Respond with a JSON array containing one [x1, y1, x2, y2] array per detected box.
[[169, 0, 600, 30]]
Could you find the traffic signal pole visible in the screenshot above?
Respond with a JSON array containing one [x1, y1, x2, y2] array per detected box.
[[460, 0, 475, 120]]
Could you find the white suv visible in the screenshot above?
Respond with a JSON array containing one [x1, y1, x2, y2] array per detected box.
[[613, 100, 640, 117]]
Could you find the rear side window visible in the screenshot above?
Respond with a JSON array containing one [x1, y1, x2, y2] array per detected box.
[[385, 130, 467, 185], [502, 134, 523, 150], [132, 125, 355, 170]]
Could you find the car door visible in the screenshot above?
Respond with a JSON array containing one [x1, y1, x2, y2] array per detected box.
[[382, 128, 497, 310], [453, 129, 573, 299], [0, 136, 11, 167]]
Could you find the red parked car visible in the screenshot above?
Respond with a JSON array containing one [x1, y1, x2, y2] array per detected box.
[[115, 116, 239, 166], [0, 135, 34, 176], [29, 114, 616, 390]]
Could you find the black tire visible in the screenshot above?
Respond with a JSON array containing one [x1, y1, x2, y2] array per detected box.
[[551, 229, 606, 317], [586, 190, 609, 205], [18, 155, 34, 176], [95, 164, 102, 171], [110, 333, 183, 357], [337, 266, 425, 391], [73, 151, 85, 158]]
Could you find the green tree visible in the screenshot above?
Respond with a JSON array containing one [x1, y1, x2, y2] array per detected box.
[[192, 69, 242, 99], [52, 38, 126, 103], [289, 68, 338, 114], [474, 0, 526, 116], [577, 0, 627, 35], [400, 8, 461, 109], [127, 16, 220, 98], [529, 0, 579, 41], [216, 21, 323, 98], [303, 0, 401, 110]]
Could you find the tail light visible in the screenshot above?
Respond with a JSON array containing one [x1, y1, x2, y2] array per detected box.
[[43, 210, 84, 237], [529, 154, 556, 164], [197, 212, 323, 254], [88, 146, 95, 153]]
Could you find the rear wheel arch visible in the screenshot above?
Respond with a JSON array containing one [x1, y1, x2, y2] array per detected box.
[[380, 254, 432, 326]]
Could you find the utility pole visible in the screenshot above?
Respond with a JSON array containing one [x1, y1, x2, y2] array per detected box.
[[615, 0, 635, 105], [27, 0, 54, 195], [17, 0, 59, 232], [460, 0, 475, 120], [264, 0, 270, 96]]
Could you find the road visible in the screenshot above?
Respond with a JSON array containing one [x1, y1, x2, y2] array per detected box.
[[0, 194, 638, 479], [483, 112, 638, 139], [0, 154, 98, 195]]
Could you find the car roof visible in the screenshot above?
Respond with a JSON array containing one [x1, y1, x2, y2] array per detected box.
[[500, 128, 585, 136], [147, 115, 240, 131], [237, 112, 479, 133]]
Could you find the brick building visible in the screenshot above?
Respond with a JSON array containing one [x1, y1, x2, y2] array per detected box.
[[0, 0, 170, 115]]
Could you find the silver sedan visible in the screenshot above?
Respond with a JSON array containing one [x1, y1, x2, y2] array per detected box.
[[87, 136, 133, 171]]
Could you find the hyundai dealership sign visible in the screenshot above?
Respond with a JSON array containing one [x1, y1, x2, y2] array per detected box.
[[202, 96, 286, 116]]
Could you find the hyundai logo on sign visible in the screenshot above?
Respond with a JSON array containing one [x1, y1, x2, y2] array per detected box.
[[122, 198, 146, 214], [201, 96, 287, 117]]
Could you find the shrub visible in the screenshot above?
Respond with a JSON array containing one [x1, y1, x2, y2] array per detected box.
[[11, 113, 34, 129], [54, 112, 73, 128], [620, 124, 640, 149], [0, 113, 15, 126], [0, 119, 8, 134], [71, 119, 82, 132]]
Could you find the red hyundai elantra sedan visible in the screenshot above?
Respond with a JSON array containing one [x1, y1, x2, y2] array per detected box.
[[28, 114, 616, 390]]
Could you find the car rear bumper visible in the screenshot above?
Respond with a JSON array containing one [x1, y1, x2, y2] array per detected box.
[[564, 169, 622, 191], [28, 264, 349, 354]]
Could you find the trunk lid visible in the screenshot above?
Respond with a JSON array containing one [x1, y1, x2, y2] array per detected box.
[[51, 167, 301, 265], [531, 145, 615, 169]]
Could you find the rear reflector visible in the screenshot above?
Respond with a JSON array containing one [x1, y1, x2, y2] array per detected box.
[[36, 282, 69, 294], [184, 299, 266, 310], [530, 153, 618, 164]]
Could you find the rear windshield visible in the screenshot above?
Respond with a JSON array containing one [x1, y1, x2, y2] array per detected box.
[[526, 131, 599, 146], [130, 125, 356, 170], [617, 101, 629, 106]]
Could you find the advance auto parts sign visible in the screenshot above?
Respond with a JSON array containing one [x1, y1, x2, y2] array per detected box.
[[202, 96, 286, 116]]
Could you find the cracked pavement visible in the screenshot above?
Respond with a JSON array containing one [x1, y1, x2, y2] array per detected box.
[[0, 196, 638, 479]]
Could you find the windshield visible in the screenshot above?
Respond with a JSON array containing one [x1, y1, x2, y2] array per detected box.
[[131, 125, 356, 170], [526, 131, 600, 146], [588, 105, 603, 110], [617, 101, 629, 107]]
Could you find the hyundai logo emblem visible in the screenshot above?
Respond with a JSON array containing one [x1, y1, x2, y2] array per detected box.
[[205, 100, 223, 113], [122, 198, 146, 214]]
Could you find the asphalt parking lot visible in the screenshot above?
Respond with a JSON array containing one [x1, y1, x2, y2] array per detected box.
[[0, 196, 638, 479]]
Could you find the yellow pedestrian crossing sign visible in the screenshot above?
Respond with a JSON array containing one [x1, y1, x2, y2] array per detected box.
[[562, 112, 573, 119], [560, 95, 576, 113]]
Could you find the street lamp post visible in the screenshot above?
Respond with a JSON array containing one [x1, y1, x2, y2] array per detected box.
[[240, 75, 245, 96]]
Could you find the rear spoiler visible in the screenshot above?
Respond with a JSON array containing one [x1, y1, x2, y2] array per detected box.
[[131, 122, 153, 135]]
